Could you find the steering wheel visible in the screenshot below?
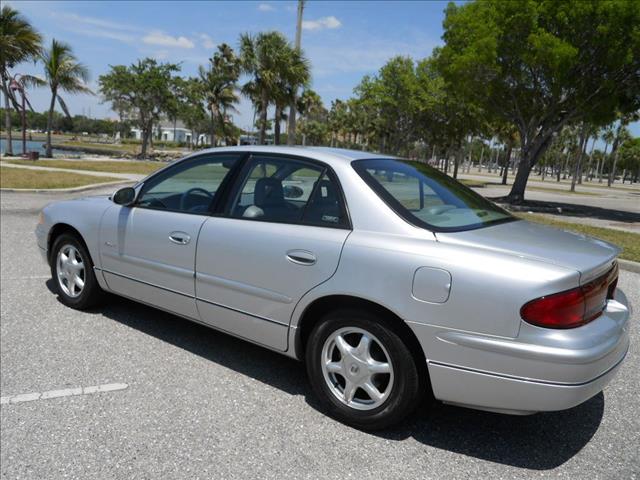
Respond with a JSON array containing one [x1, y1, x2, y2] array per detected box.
[[180, 187, 213, 211]]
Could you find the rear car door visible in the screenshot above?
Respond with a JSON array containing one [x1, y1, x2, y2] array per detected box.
[[99, 153, 241, 319], [195, 154, 351, 350]]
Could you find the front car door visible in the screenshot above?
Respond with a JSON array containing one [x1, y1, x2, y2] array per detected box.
[[195, 154, 351, 351], [99, 152, 242, 319]]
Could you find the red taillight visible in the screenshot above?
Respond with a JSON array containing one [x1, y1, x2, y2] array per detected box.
[[521, 264, 618, 329]]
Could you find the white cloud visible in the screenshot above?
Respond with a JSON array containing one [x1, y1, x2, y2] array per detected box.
[[143, 31, 195, 49], [199, 33, 216, 50], [53, 12, 143, 32], [258, 3, 274, 12], [71, 28, 136, 44], [302, 16, 342, 31]]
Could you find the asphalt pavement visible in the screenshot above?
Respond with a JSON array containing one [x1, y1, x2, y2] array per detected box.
[[1, 189, 638, 479]]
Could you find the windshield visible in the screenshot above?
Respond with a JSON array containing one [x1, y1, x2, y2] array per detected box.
[[352, 159, 514, 232]]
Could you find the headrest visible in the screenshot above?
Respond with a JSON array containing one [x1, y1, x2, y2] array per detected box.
[[254, 177, 284, 206]]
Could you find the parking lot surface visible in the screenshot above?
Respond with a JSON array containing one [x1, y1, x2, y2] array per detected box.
[[1, 190, 638, 479]]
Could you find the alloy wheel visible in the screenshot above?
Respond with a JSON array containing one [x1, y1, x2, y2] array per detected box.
[[56, 244, 85, 298], [321, 327, 394, 411]]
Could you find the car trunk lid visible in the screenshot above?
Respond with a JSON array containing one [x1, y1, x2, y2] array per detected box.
[[435, 219, 620, 284]]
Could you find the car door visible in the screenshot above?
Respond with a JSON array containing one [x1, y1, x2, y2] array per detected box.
[[195, 154, 351, 351], [99, 152, 242, 319]]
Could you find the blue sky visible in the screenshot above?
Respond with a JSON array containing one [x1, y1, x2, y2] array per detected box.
[[6, 0, 639, 137]]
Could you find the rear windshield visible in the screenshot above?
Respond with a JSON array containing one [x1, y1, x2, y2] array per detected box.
[[352, 158, 514, 232]]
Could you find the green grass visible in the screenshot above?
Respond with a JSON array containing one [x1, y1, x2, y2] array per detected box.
[[0, 166, 120, 189], [8, 159, 164, 175], [517, 213, 640, 263]]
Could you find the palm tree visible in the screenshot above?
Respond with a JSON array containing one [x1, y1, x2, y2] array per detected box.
[[41, 39, 91, 157], [272, 51, 309, 145], [600, 126, 615, 183], [287, 0, 305, 145], [239, 31, 309, 145], [0, 5, 42, 155], [199, 43, 240, 147]]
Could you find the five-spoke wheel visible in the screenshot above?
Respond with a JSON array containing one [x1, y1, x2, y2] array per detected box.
[[321, 327, 394, 410]]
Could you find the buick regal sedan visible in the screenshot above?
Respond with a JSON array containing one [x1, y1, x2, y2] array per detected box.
[[36, 147, 630, 429]]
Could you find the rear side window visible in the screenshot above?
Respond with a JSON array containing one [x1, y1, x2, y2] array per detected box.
[[353, 158, 513, 232], [228, 155, 349, 228]]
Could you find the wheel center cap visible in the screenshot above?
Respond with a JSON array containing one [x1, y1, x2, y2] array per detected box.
[[349, 363, 359, 375]]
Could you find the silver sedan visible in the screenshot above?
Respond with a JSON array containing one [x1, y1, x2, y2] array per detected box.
[[35, 147, 630, 429]]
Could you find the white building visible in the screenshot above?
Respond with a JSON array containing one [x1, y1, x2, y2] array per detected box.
[[130, 120, 211, 145]]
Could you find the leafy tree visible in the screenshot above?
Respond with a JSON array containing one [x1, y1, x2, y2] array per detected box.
[[297, 89, 328, 145], [199, 43, 240, 147], [438, 0, 640, 203], [41, 39, 91, 157], [175, 77, 208, 148], [99, 58, 179, 157], [0, 5, 42, 155], [353, 57, 419, 154]]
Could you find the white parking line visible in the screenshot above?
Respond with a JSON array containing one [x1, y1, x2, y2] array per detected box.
[[0, 383, 128, 405]]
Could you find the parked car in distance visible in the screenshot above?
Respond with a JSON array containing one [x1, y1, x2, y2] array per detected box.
[[36, 147, 630, 429]]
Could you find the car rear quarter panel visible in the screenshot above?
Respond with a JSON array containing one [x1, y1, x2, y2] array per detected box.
[[291, 230, 580, 337]]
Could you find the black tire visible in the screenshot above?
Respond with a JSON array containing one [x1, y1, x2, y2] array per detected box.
[[50, 233, 103, 310], [306, 308, 424, 430]]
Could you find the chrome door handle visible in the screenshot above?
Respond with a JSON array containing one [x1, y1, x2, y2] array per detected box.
[[169, 231, 191, 245], [286, 249, 316, 266]]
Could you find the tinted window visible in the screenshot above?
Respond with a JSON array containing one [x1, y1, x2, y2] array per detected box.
[[229, 155, 348, 227], [353, 159, 513, 231], [137, 154, 239, 213]]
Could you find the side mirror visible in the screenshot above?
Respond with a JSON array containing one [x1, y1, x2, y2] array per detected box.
[[112, 187, 136, 206], [283, 185, 304, 199]]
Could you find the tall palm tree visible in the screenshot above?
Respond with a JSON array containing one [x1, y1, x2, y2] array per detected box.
[[272, 50, 310, 145], [599, 125, 615, 183], [41, 39, 91, 157], [239, 31, 309, 144], [199, 43, 240, 147], [287, 0, 305, 145], [0, 5, 42, 155]]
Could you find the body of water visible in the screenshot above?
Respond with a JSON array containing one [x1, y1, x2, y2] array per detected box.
[[0, 139, 77, 157]]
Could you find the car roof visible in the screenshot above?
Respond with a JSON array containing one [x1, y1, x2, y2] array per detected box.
[[189, 145, 394, 167]]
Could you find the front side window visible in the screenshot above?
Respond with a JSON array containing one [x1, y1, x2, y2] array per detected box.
[[137, 154, 239, 213], [353, 159, 513, 231], [229, 155, 348, 227]]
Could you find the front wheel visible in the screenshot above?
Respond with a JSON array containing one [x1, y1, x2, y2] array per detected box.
[[50, 233, 103, 310], [306, 309, 424, 430]]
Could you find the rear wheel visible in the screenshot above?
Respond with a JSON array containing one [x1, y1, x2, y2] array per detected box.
[[306, 309, 424, 430], [50, 233, 103, 309]]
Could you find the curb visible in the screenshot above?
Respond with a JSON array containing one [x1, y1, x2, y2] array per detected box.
[[619, 259, 640, 274], [0, 180, 133, 193]]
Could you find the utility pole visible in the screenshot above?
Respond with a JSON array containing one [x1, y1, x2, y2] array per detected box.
[[287, 0, 305, 146]]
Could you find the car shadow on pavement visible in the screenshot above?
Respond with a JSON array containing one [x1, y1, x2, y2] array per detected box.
[[380, 393, 604, 470], [47, 282, 605, 471]]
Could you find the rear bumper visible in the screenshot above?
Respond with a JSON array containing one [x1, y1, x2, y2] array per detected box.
[[415, 298, 630, 414], [428, 342, 627, 414]]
